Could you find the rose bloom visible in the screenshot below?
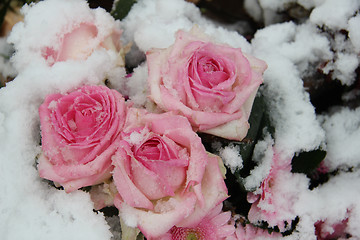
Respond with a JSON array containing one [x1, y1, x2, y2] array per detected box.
[[38, 85, 127, 192], [147, 27, 267, 141], [43, 22, 123, 65], [36, 0, 125, 66], [9, 0, 127, 71], [157, 203, 236, 240], [112, 108, 228, 239]]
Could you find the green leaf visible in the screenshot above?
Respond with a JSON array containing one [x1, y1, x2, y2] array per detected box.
[[291, 149, 327, 174], [234, 91, 274, 178], [199, 90, 274, 216], [111, 0, 136, 20], [236, 92, 270, 162]]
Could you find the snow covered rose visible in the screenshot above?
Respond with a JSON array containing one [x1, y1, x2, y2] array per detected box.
[[38, 85, 127, 192], [42, 15, 123, 65], [9, 0, 125, 70], [42, 22, 122, 65], [147, 27, 267, 140], [112, 109, 228, 239], [246, 151, 305, 232]]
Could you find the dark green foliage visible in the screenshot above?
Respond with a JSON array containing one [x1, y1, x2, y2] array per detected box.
[[199, 90, 273, 215], [291, 149, 326, 174], [111, 0, 136, 20], [232, 91, 274, 185]]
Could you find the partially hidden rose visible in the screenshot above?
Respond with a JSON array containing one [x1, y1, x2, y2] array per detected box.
[[38, 85, 127, 192], [147, 27, 267, 141], [112, 108, 228, 239], [9, 0, 128, 71], [37, 0, 125, 66], [43, 22, 123, 65]]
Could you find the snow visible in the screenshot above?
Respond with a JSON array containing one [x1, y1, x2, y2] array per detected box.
[[243, 135, 274, 191], [334, 52, 359, 86], [8, 0, 119, 72], [121, 0, 251, 53], [293, 170, 360, 239], [251, 22, 327, 156], [219, 144, 243, 173], [0, 38, 17, 79], [309, 0, 360, 30], [320, 106, 360, 171], [1, 0, 360, 239], [348, 14, 360, 52], [125, 63, 149, 107]]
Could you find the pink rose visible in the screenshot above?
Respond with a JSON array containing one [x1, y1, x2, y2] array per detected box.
[[8, 0, 126, 71], [112, 109, 228, 239], [147, 27, 267, 140], [38, 85, 127, 192], [43, 22, 123, 65]]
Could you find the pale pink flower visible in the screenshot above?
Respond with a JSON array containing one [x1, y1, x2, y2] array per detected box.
[[147, 27, 267, 141], [112, 108, 228, 239], [247, 152, 298, 231], [155, 203, 236, 240], [9, 0, 125, 70], [38, 85, 127, 192], [43, 22, 123, 65]]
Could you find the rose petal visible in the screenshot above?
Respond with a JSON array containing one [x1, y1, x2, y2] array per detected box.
[[178, 153, 228, 227], [112, 146, 154, 210], [114, 192, 198, 239]]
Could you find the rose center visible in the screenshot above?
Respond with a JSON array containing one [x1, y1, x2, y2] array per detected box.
[[136, 139, 161, 160], [195, 56, 230, 88], [201, 61, 218, 73], [66, 94, 106, 137], [170, 226, 205, 240]]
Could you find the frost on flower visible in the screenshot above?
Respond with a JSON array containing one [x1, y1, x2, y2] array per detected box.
[[320, 106, 360, 171], [7, 0, 126, 79], [247, 150, 308, 232]]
